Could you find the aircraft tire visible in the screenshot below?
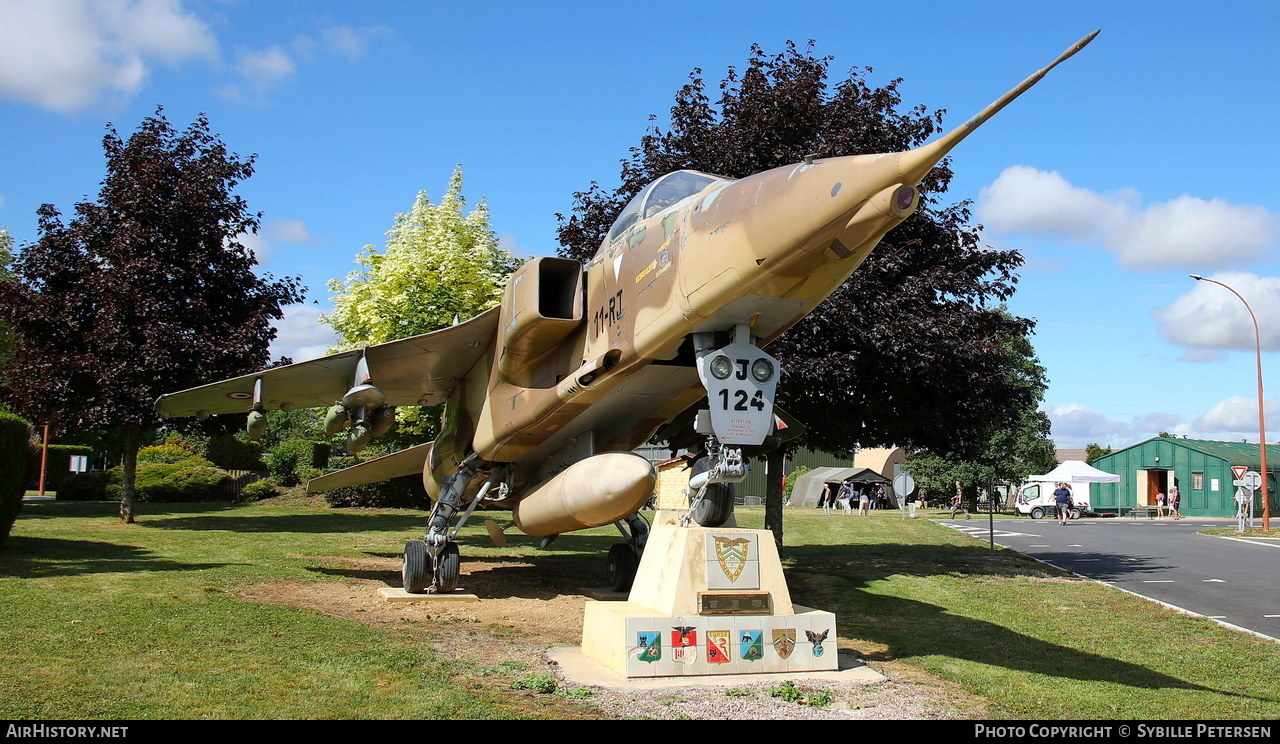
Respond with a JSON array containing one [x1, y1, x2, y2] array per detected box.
[[403, 540, 428, 594], [690, 457, 734, 527], [431, 542, 461, 594], [607, 543, 638, 593], [1030, 507, 1046, 520]]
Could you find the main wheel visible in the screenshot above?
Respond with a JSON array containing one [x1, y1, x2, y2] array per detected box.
[[430, 542, 461, 594], [1030, 507, 1046, 520], [606, 543, 638, 592], [1069, 507, 1082, 520], [403, 540, 428, 594], [690, 457, 734, 527]]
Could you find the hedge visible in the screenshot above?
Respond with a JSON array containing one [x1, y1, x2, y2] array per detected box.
[[25, 444, 93, 491], [0, 411, 32, 546]]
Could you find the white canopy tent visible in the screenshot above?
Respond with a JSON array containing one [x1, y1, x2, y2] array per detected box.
[[1030, 460, 1120, 485]]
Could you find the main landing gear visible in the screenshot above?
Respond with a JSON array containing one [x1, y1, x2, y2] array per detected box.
[[606, 512, 649, 592], [402, 456, 508, 594]]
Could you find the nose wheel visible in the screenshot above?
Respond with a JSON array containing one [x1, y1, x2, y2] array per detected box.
[[686, 455, 736, 527], [402, 540, 461, 594]]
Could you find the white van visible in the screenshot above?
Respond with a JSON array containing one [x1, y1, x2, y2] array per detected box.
[[1013, 481, 1088, 520], [1013, 460, 1119, 519]]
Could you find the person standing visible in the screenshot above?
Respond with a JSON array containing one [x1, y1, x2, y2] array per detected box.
[[858, 487, 871, 516], [1154, 489, 1167, 518], [837, 480, 853, 515], [1053, 482, 1073, 525], [1168, 484, 1182, 520]]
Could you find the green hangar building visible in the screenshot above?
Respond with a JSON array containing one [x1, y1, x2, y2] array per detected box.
[[1090, 438, 1280, 518]]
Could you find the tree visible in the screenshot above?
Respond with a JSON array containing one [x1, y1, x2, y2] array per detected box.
[[0, 108, 303, 523], [1085, 443, 1112, 464], [904, 330, 1057, 507], [0, 229, 14, 374], [557, 42, 1042, 547], [322, 165, 520, 441]]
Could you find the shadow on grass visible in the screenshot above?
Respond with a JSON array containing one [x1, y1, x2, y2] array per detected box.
[[139, 512, 429, 534], [304, 534, 623, 600], [0, 536, 235, 578], [785, 542, 1276, 703], [835, 584, 1270, 702]]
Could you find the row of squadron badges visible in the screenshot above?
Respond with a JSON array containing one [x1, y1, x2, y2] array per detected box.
[[634, 627, 830, 664]]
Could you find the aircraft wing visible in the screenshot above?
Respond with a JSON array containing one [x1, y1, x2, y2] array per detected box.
[[155, 307, 499, 418], [306, 442, 433, 493]]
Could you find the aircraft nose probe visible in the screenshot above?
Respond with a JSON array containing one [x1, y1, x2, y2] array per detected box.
[[896, 29, 1100, 188]]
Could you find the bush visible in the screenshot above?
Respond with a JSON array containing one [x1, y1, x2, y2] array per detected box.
[[138, 443, 212, 466], [238, 477, 280, 501], [94, 463, 232, 503], [266, 439, 331, 487], [57, 472, 111, 501], [0, 411, 33, 546], [204, 433, 266, 471], [323, 473, 430, 509]]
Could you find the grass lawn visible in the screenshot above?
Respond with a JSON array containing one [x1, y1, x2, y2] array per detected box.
[[2, 498, 1278, 719]]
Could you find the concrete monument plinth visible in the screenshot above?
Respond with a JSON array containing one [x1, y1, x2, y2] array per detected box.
[[581, 521, 837, 678]]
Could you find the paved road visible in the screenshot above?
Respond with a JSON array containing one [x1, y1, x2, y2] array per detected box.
[[940, 516, 1280, 641]]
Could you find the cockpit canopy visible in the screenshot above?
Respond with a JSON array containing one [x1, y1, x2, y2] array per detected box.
[[605, 170, 732, 245]]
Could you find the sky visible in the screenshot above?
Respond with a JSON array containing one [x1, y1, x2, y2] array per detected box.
[[1, 0, 1278, 451]]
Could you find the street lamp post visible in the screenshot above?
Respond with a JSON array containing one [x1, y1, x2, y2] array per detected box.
[[1190, 274, 1270, 531]]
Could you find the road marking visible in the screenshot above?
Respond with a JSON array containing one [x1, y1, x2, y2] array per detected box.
[[1203, 579, 1226, 583], [943, 524, 1036, 538], [1208, 616, 1228, 619], [1068, 544, 1083, 547], [1264, 615, 1280, 619]]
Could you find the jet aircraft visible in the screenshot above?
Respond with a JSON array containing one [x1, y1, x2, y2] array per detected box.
[[157, 31, 1099, 594]]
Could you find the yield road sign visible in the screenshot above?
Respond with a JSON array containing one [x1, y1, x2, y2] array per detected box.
[[1232, 466, 1248, 480]]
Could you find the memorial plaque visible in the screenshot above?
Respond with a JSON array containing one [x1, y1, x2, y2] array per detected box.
[[698, 591, 772, 615]]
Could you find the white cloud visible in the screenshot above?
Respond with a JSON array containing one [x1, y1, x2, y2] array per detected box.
[[1046, 399, 1280, 448], [0, 0, 217, 112], [1045, 403, 1186, 448], [1154, 272, 1280, 351], [270, 304, 338, 363], [1195, 395, 1280, 434], [219, 26, 391, 103], [320, 25, 387, 60], [977, 166, 1277, 271], [234, 218, 313, 263], [233, 231, 271, 262], [237, 45, 295, 87], [977, 165, 1128, 241], [264, 219, 313, 245]]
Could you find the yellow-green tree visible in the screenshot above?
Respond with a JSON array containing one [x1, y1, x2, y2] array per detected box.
[[323, 166, 520, 439]]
